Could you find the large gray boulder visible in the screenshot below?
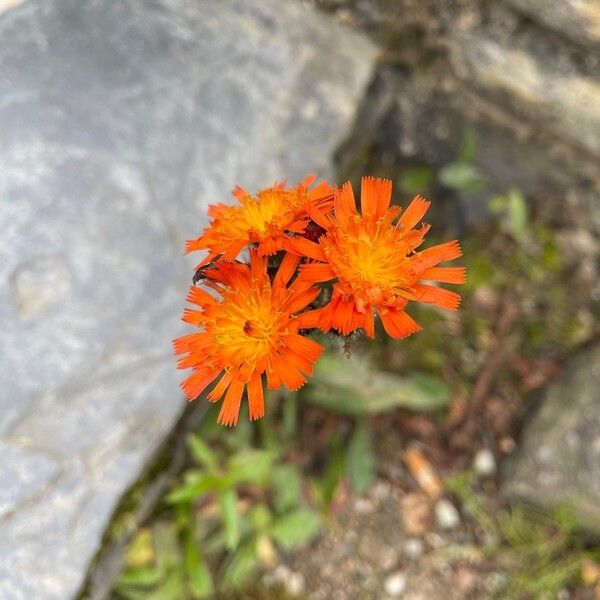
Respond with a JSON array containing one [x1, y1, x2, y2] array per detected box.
[[0, 1, 377, 597], [503, 344, 600, 534]]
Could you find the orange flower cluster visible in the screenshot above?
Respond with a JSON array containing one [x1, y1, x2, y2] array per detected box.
[[174, 175, 465, 425]]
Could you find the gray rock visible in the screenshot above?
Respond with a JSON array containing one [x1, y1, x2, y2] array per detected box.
[[449, 32, 600, 159], [503, 0, 600, 49], [0, 0, 377, 597], [333, 0, 600, 234], [503, 344, 600, 534]]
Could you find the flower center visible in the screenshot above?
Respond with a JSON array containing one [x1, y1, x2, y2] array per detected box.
[[209, 290, 286, 368], [240, 190, 303, 236], [323, 220, 415, 303]]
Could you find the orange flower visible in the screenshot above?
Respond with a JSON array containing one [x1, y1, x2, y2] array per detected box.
[[173, 251, 323, 426], [292, 177, 466, 338], [185, 174, 333, 268]]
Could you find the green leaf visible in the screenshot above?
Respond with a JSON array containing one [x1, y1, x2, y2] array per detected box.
[[249, 504, 272, 531], [226, 449, 277, 486], [507, 188, 528, 239], [488, 194, 505, 214], [399, 167, 434, 194], [458, 129, 477, 163], [186, 435, 219, 472], [166, 473, 223, 504], [116, 565, 163, 588], [270, 464, 302, 514], [153, 523, 181, 571], [439, 162, 485, 194], [311, 436, 345, 509], [270, 508, 322, 550], [149, 570, 185, 600], [184, 535, 213, 598], [219, 488, 241, 550], [305, 353, 450, 415], [345, 420, 375, 493], [221, 542, 259, 588]]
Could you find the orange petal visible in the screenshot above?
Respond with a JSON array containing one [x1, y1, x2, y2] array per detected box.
[[232, 185, 250, 201], [181, 369, 220, 401], [299, 173, 318, 189], [306, 202, 332, 229], [283, 285, 320, 314], [280, 346, 316, 377], [361, 176, 392, 220], [247, 373, 265, 421], [274, 252, 301, 287], [299, 263, 336, 283], [283, 334, 324, 364], [270, 353, 306, 391], [283, 236, 326, 261], [249, 250, 268, 286], [222, 240, 246, 262], [187, 286, 216, 306], [399, 195, 431, 231], [217, 377, 245, 426], [379, 309, 422, 339], [294, 308, 322, 329], [207, 370, 234, 403], [173, 332, 207, 355], [329, 297, 363, 335], [414, 284, 461, 310], [181, 308, 205, 326], [362, 306, 375, 338], [414, 240, 462, 271], [266, 356, 283, 390], [334, 181, 356, 224], [420, 266, 466, 284], [308, 181, 335, 209]]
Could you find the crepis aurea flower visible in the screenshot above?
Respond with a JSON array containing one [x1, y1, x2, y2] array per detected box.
[[185, 174, 334, 268], [173, 251, 323, 426], [291, 177, 465, 338], [174, 175, 465, 425]]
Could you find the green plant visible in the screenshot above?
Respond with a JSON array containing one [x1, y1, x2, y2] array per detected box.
[[445, 470, 596, 599], [488, 188, 529, 241], [303, 351, 450, 416], [499, 505, 585, 599], [438, 129, 487, 196], [115, 417, 321, 599]]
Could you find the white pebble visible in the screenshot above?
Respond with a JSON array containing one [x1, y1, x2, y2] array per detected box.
[[285, 571, 306, 596], [403, 538, 424, 558], [435, 499, 460, 530], [473, 449, 496, 476], [384, 571, 407, 597], [354, 497, 374, 513]]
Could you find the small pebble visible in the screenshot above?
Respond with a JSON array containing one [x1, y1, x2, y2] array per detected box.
[[285, 571, 306, 596], [354, 497, 374, 513], [384, 571, 406, 597], [473, 449, 496, 476], [435, 499, 460, 530], [371, 480, 391, 501], [403, 537, 424, 558]]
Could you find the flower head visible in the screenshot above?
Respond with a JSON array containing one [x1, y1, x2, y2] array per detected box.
[[185, 174, 333, 268], [293, 177, 466, 338], [173, 251, 323, 425]]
